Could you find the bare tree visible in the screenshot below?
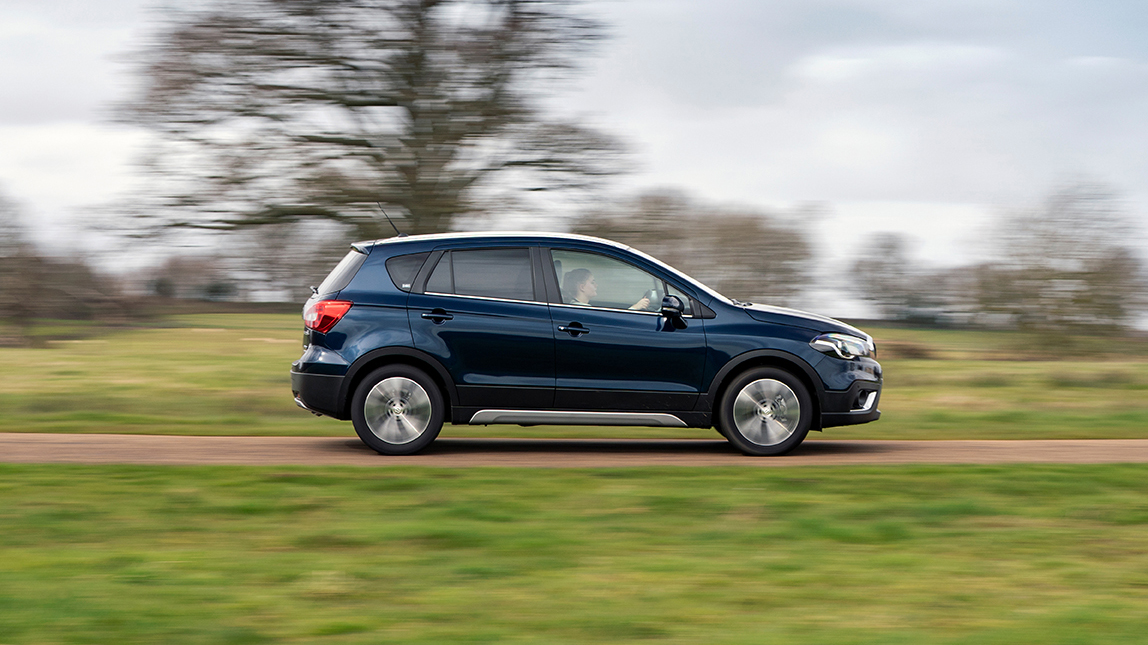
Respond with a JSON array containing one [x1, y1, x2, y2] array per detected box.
[[1, 189, 128, 344], [0, 190, 34, 342], [120, 0, 624, 240], [0, 189, 27, 256], [572, 190, 812, 305], [145, 255, 239, 301], [973, 182, 1145, 331], [851, 233, 954, 323]]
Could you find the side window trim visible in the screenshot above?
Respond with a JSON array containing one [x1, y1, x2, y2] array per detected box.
[[427, 251, 455, 295], [529, 246, 549, 303], [540, 248, 563, 304], [411, 250, 445, 295]]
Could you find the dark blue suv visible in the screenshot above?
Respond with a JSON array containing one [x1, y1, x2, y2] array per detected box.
[[291, 233, 881, 456]]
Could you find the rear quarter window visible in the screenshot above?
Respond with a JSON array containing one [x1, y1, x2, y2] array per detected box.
[[385, 252, 431, 292]]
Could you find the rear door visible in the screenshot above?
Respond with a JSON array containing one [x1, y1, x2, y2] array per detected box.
[[407, 246, 555, 409]]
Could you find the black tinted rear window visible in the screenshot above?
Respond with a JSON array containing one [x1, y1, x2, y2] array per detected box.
[[425, 248, 535, 301], [454, 248, 535, 300], [317, 248, 367, 295], [385, 252, 430, 292]]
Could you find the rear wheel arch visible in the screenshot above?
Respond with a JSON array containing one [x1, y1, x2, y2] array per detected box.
[[340, 348, 456, 422], [352, 364, 445, 455]]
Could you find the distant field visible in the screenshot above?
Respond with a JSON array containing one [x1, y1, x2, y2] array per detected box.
[[1, 314, 1146, 439], [2, 463, 1147, 644]]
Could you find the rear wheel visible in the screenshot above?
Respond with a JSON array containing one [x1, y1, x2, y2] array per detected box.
[[717, 367, 812, 456], [351, 365, 444, 455]]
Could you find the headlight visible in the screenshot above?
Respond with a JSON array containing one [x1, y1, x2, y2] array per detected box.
[[810, 333, 874, 360]]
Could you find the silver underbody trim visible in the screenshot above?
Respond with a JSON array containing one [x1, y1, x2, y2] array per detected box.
[[468, 410, 688, 427], [294, 396, 324, 417]]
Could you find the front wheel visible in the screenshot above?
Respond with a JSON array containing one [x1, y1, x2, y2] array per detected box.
[[351, 365, 444, 455], [717, 367, 812, 456]]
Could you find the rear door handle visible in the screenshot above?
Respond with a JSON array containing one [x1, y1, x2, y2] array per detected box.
[[558, 323, 590, 337], [421, 309, 454, 324]]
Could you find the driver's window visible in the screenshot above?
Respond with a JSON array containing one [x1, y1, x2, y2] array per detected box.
[[551, 249, 662, 312], [665, 283, 694, 316]]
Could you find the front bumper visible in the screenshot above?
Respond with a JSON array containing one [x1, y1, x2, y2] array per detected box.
[[820, 378, 882, 428], [290, 370, 346, 419]]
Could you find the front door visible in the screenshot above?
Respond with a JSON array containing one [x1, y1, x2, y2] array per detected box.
[[548, 248, 707, 411]]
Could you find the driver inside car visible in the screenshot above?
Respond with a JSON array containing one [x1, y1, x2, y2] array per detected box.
[[562, 268, 651, 310]]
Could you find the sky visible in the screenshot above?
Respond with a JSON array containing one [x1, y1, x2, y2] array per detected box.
[[1, 0, 1147, 309]]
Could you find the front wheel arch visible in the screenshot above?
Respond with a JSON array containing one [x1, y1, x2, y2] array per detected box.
[[709, 354, 822, 430]]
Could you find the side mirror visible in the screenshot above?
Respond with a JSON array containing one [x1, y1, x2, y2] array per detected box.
[[661, 295, 688, 329]]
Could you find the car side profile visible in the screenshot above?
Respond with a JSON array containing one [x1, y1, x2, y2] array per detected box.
[[291, 232, 881, 456]]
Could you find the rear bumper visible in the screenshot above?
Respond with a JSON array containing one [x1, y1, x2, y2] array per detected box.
[[290, 370, 346, 419], [820, 378, 882, 428]]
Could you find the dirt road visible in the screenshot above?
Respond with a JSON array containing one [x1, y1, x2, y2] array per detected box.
[[3, 433, 1148, 467]]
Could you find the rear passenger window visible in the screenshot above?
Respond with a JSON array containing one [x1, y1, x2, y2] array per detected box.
[[426, 248, 535, 301], [385, 252, 430, 292]]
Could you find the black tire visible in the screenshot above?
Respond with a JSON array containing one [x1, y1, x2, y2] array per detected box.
[[351, 365, 444, 455], [717, 367, 812, 456]]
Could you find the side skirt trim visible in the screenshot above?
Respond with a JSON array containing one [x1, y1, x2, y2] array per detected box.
[[468, 410, 688, 427]]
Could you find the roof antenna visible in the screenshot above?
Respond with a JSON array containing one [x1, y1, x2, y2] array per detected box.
[[376, 202, 406, 237]]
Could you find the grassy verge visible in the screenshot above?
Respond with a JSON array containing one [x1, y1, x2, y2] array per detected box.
[[2, 314, 1147, 439], [2, 464, 1147, 643]]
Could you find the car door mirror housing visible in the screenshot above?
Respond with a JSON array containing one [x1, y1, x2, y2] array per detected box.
[[661, 295, 688, 328]]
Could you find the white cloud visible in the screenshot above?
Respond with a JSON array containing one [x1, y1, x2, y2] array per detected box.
[[0, 122, 147, 216], [792, 43, 1007, 83], [0, 2, 145, 124]]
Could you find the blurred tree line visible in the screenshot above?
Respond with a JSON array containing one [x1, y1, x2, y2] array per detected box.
[[0, 190, 130, 346], [2, 0, 1145, 344], [572, 190, 812, 305], [853, 182, 1147, 333]]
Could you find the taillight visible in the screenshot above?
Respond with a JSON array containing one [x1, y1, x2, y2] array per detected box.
[[303, 300, 353, 334]]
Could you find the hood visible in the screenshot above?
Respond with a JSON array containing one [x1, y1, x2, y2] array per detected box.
[[741, 303, 870, 339]]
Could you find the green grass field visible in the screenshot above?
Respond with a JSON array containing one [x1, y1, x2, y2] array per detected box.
[[4, 316, 1148, 643], [2, 464, 1147, 643], [2, 313, 1146, 439]]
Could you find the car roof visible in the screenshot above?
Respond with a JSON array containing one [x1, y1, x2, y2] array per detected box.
[[354, 229, 736, 307], [356, 231, 636, 252]]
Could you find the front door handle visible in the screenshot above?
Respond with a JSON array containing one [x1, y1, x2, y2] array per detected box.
[[558, 323, 590, 337], [421, 309, 454, 324]]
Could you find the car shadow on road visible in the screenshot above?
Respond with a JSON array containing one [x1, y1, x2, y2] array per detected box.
[[427, 438, 738, 454], [794, 440, 893, 455], [335, 437, 896, 457]]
